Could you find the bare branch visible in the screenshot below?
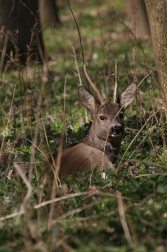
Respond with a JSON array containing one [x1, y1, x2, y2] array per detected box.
[[113, 61, 119, 103], [84, 65, 105, 104]]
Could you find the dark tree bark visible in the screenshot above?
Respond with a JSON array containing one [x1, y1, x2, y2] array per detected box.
[[144, 0, 167, 120], [0, 0, 43, 70], [0, 0, 60, 72], [125, 0, 150, 39]]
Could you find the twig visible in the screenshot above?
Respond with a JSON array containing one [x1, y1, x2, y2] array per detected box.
[[66, 0, 85, 65], [113, 61, 118, 103], [35, 192, 88, 209], [29, 64, 47, 182], [72, 46, 82, 86], [84, 65, 105, 104], [116, 191, 134, 246], [13, 162, 33, 223]]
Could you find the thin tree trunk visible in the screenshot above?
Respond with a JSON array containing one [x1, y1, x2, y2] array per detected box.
[[126, 0, 150, 39], [38, 0, 60, 28], [144, 0, 167, 119]]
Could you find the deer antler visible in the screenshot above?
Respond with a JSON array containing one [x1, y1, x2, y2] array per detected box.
[[84, 65, 105, 104]]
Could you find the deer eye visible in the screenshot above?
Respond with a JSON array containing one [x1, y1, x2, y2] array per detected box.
[[100, 116, 107, 120], [119, 112, 124, 119]]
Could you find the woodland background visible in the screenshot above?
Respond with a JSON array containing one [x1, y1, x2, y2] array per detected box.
[[0, 1, 167, 251]]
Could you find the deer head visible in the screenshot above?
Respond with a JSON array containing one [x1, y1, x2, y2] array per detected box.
[[78, 66, 136, 158]]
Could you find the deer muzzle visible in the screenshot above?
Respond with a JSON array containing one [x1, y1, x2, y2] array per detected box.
[[110, 125, 122, 137]]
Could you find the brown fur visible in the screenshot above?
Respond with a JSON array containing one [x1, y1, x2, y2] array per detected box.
[[53, 83, 136, 177]]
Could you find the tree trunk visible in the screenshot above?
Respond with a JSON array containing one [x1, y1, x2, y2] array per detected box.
[[125, 0, 150, 39], [38, 0, 60, 28], [144, 0, 167, 119], [0, 0, 44, 70], [0, 0, 60, 71]]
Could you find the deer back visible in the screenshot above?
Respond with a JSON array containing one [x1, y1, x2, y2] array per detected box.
[[56, 143, 114, 177]]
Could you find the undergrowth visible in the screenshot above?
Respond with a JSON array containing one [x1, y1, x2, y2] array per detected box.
[[0, 1, 167, 252]]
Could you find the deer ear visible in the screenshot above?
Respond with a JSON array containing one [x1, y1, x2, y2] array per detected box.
[[119, 82, 137, 109], [78, 86, 99, 113]]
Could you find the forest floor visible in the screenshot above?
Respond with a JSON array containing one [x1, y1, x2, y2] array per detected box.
[[0, 1, 167, 251]]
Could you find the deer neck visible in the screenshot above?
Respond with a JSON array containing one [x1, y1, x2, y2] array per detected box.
[[82, 127, 120, 163]]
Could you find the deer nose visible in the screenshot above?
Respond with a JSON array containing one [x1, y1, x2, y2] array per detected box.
[[111, 125, 122, 137]]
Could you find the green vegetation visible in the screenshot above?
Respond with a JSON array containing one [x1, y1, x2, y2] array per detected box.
[[0, 1, 166, 251]]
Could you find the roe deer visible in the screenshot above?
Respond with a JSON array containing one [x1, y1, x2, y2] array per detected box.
[[53, 66, 136, 177]]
